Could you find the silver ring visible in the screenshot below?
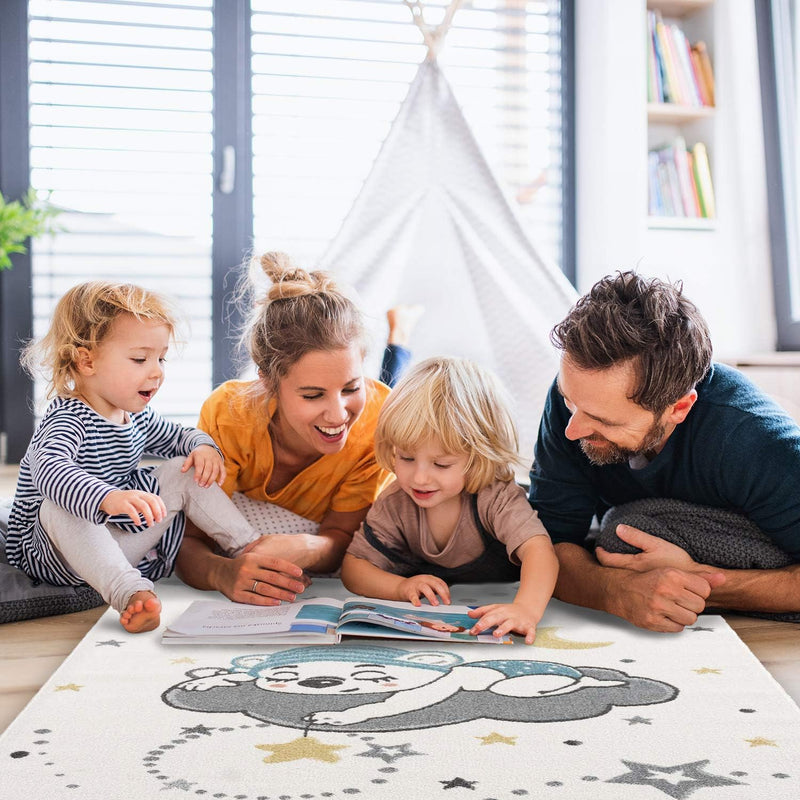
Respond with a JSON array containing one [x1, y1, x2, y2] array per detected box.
[[252, 580, 259, 593]]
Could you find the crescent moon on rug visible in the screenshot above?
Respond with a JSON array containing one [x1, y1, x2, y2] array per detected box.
[[533, 626, 613, 649]]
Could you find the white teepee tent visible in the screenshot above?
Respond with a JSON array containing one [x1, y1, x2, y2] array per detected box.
[[317, 1, 577, 462]]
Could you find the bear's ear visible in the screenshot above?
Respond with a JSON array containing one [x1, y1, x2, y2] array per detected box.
[[399, 651, 463, 668], [231, 655, 271, 672]]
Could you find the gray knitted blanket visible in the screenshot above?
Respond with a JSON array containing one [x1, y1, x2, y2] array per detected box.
[[598, 498, 800, 623]]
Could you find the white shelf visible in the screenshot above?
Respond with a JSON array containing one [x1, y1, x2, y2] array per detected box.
[[647, 215, 716, 231], [646, 0, 713, 18], [647, 103, 715, 124]]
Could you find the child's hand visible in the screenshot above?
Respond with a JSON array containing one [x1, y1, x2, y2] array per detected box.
[[396, 574, 451, 606], [100, 490, 167, 527], [467, 602, 540, 645], [182, 445, 226, 488]]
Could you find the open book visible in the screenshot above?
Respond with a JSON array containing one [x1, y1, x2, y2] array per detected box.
[[162, 596, 513, 645]]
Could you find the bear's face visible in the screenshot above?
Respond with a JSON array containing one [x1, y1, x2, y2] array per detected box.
[[251, 660, 440, 695], [229, 647, 465, 696]]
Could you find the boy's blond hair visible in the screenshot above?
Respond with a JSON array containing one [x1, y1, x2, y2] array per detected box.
[[374, 356, 524, 493], [21, 281, 178, 399]]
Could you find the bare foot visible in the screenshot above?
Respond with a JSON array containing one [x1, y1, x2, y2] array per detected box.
[[386, 304, 424, 346], [120, 590, 162, 633]]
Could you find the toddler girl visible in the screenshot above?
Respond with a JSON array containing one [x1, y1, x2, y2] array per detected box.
[[341, 356, 558, 644], [6, 282, 262, 633]]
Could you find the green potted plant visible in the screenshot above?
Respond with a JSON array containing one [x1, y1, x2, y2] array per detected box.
[[0, 188, 61, 270], [1, 189, 61, 462]]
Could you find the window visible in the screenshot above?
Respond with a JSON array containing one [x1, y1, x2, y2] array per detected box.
[[756, 0, 800, 349], [27, 0, 215, 426], [0, 0, 572, 461], [250, 0, 568, 269]]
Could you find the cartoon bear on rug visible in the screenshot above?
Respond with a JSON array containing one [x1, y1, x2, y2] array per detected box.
[[162, 644, 677, 733]]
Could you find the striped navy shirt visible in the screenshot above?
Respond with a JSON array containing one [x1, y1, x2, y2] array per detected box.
[[6, 396, 217, 585]]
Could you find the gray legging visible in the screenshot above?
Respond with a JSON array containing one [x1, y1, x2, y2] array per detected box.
[[39, 457, 258, 613]]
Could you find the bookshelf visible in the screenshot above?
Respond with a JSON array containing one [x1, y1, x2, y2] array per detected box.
[[646, 0, 716, 228]]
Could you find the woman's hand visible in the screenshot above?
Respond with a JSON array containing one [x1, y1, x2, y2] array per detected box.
[[211, 544, 309, 606], [467, 602, 541, 645], [396, 574, 451, 606], [175, 525, 308, 604]]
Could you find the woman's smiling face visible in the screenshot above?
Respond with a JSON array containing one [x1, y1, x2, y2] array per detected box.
[[272, 345, 367, 458]]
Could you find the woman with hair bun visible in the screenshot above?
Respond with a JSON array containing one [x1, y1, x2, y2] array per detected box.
[[175, 252, 417, 604]]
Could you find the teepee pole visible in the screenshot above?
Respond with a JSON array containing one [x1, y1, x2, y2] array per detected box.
[[403, 0, 465, 61]]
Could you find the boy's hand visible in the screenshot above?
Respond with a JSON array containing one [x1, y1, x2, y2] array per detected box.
[[100, 489, 166, 527], [467, 602, 540, 645], [182, 445, 226, 488], [396, 574, 451, 606]]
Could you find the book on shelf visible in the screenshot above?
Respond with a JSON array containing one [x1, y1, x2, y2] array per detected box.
[[162, 596, 514, 645], [647, 17, 662, 104], [648, 12, 682, 103], [647, 10, 714, 108], [649, 138, 715, 219], [692, 41, 715, 106], [648, 151, 663, 216], [687, 151, 703, 216], [672, 25, 703, 107], [672, 135, 701, 216], [692, 141, 716, 218]]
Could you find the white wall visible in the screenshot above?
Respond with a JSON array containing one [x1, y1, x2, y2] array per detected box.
[[575, 0, 775, 358]]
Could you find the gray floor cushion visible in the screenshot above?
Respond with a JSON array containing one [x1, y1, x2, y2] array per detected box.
[[0, 501, 104, 624]]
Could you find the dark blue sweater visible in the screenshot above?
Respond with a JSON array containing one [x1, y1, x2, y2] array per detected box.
[[528, 363, 800, 560]]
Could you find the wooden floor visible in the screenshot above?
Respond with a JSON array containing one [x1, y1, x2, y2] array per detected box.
[[2, 465, 800, 737]]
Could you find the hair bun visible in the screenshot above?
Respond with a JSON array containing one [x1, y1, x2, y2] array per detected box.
[[259, 251, 297, 282], [258, 251, 337, 302]]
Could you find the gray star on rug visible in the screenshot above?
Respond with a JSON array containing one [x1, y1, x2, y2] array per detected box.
[[440, 777, 477, 790], [357, 742, 423, 763], [607, 759, 743, 798], [95, 639, 124, 647], [180, 724, 215, 736], [624, 716, 652, 725], [161, 779, 195, 791]]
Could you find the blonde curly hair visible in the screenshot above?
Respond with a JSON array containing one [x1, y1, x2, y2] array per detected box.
[[21, 281, 177, 399]]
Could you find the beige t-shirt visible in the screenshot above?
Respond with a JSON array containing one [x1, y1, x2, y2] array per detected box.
[[347, 480, 549, 574]]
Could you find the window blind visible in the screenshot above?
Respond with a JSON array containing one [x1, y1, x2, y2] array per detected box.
[[27, 0, 214, 426], [23, 0, 566, 429], [250, 0, 565, 270]]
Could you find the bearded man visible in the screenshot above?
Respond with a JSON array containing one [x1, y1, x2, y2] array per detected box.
[[529, 271, 800, 632]]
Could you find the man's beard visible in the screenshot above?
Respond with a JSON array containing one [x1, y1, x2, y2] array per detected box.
[[579, 419, 667, 466]]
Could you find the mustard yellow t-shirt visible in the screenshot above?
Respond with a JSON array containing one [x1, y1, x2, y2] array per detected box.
[[198, 378, 391, 523]]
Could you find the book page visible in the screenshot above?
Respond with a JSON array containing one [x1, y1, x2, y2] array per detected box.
[[165, 598, 342, 637], [338, 598, 510, 643]]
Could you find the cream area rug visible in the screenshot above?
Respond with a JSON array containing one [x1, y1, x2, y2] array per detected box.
[[2, 578, 799, 799]]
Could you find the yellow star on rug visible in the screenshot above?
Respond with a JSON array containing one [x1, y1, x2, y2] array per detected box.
[[169, 657, 197, 664], [692, 667, 722, 675], [745, 737, 777, 748], [54, 683, 82, 692], [476, 732, 517, 746], [256, 737, 348, 763], [534, 626, 612, 649]]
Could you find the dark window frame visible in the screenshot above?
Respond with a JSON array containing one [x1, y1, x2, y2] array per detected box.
[[0, 0, 34, 463], [755, 0, 800, 349]]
